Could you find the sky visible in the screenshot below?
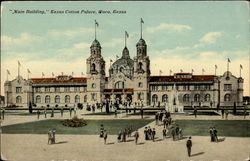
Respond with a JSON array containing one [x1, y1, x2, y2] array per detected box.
[[1, 1, 249, 96]]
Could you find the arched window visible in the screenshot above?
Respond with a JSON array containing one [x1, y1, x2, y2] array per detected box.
[[204, 94, 211, 102], [92, 83, 96, 88], [84, 95, 87, 103], [36, 95, 41, 103], [138, 93, 144, 100], [194, 94, 200, 102], [45, 95, 50, 104], [224, 94, 231, 102], [138, 62, 143, 70], [152, 94, 158, 104], [115, 81, 125, 89], [91, 63, 96, 71], [75, 95, 80, 103], [65, 95, 70, 103], [55, 95, 60, 103], [138, 82, 143, 88], [16, 96, 22, 103], [162, 94, 168, 103], [119, 67, 124, 72], [183, 94, 190, 102]]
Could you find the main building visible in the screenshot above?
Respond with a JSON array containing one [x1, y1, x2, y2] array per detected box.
[[4, 24, 244, 111]]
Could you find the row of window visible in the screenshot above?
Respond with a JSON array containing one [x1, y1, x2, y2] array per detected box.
[[151, 93, 232, 103], [33, 86, 85, 93], [151, 85, 212, 91]]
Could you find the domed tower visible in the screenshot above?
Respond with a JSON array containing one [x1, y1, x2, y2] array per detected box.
[[133, 18, 150, 105], [86, 21, 106, 105]]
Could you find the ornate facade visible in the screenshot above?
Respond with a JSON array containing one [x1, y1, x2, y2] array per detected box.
[[4, 35, 244, 110]]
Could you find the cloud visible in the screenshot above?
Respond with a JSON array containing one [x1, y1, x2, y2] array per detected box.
[[48, 27, 95, 38], [145, 23, 192, 33], [200, 32, 222, 44], [1, 33, 43, 46]]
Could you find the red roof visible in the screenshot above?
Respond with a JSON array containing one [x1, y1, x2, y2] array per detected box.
[[30, 77, 87, 83], [149, 75, 215, 82]]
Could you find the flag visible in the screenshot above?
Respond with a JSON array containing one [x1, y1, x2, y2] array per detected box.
[[18, 61, 21, 66], [81, 72, 84, 76], [61, 72, 64, 75], [52, 72, 54, 76], [159, 70, 162, 73], [192, 69, 194, 73], [7, 69, 10, 75], [170, 70, 172, 74], [141, 18, 144, 23], [202, 68, 205, 72], [227, 58, 231, 63], [215, 65, 218, 69], [42, 72, 45, 77], [27, 69, 31, 74], [180, 69, 183, 72], [95, 20, 99, 27], [125, 31, 129, 38], [72, 72, 74, 76], [240, 64, 243, 69]]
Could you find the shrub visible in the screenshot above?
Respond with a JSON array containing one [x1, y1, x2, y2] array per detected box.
[[62, 116, 87, 127]]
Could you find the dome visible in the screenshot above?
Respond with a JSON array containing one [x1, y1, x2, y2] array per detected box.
[[91, 39, 101, 47], [122, 46, 130, 59], [136, 38, 146, 46], [112, 57, 134, 69]]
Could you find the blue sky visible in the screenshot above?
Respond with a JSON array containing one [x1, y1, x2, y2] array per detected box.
[[1, 1, 249, 95]]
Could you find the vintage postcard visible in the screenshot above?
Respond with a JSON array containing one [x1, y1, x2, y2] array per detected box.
[[0, 1, 249, 161]]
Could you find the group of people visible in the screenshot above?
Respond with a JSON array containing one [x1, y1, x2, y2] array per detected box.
[[144, 126, 156, 141], [209, 127, 219, 142], [117, 126, 133, 142], [155, 111, 171, 125], [48, 128, 56, 144]]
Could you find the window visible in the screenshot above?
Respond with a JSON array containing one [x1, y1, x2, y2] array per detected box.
[[194, 85, 200, 91], [64, 87, 70, 92], [115, 81, 125, 89], [45, 95, 50, 103], [204, 85, 211, 90], [55, 95, 60, 103], [55, 87, 60, 92], [138, 82, 143, 88], [65, 95, 70, 103], [194, 94, 200, 102], [36, 95, 41, 103], [204, 94, 211, 102], [16, 87, 22, 93], [224, 94, 231, 102], [183, 85, 190, 91], [183, 94, 190, 102], [152, 94, 158, 104], [84, 95, 87, 103], [92, 83, 96, 89], [91, 63, 96, 71], [138, 62, 143, 70], [162, 85, 167, 91], [75, 95, 80, 103], [74, 87, 80, 92], [138, 93, 144, 100], [16, 96, 22, 103], [35, 87, 41, 92], [162, 94, 168, 103], [224, 84, 232, 91], [45, 87, 50, 92], [152, 85, 158, 91], [91, 93, 96, 101]]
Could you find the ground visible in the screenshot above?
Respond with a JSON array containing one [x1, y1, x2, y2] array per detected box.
[[1, 109, 250, 161]]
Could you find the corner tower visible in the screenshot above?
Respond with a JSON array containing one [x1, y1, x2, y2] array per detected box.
[[86, 20, 106, 105], [133, 18, 150, 105]]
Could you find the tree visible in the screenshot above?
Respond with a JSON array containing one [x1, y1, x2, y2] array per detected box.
[[29, 102, 33, 113]]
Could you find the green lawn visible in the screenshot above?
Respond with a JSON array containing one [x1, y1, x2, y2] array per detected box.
[[1, 119, 153, 135], [175, 120, 250, 137]]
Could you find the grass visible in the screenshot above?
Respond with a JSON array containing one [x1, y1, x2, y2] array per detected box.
[[175, 120, 250, 137], [1, 119, 153, 135]]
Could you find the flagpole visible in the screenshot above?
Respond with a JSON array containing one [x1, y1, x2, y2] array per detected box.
[[240, 65, 242, 77], [18, 61, 20, 78], [95, 20, 96, 40], [7, 70, 8, 81], [125, 31, 126, 47]]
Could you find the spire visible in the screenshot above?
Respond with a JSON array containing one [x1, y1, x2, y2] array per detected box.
[[140, 18, 144, 39], [94, 20, 99, 40], [125, 31, 129, 47]]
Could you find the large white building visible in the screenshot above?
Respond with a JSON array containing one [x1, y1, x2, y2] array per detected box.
[[4, 32, 244, 110]]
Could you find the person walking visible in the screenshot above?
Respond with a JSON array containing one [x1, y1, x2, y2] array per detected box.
[[100, 124, 104, 138], [44, 109, 47, 118], [52, 128, 56, 144], [194, 108, 197, 118], [186, 137, 192, 157], [148, 126, 152, 140], [122, 130, 126, 142], [117, 130, 122, 142], [155, 113, 159, 125], [48, 130, 53, 144], [134, 130, 139, 145], [209, 127, 214, 142], [0, 109, 2, 120], [225, 110, 229, 120], [162, 128, 167, 139], [37, 110, 40, 119], [61, 108, 64, 117], [243, 107, 247, 119], [152, 128, 156, 142], [2, 109, 5, 120], [213, 127, 218, 142], [144, 127, 148, 140], [103, 130, 108, 145], [221, 108, 224, 119], [171, 127, 175, 141]]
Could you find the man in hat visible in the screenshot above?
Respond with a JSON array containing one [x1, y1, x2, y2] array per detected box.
[[103, 130, 108, 145], [186, 136, 192, 157], [134, 130, 139, 145]]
